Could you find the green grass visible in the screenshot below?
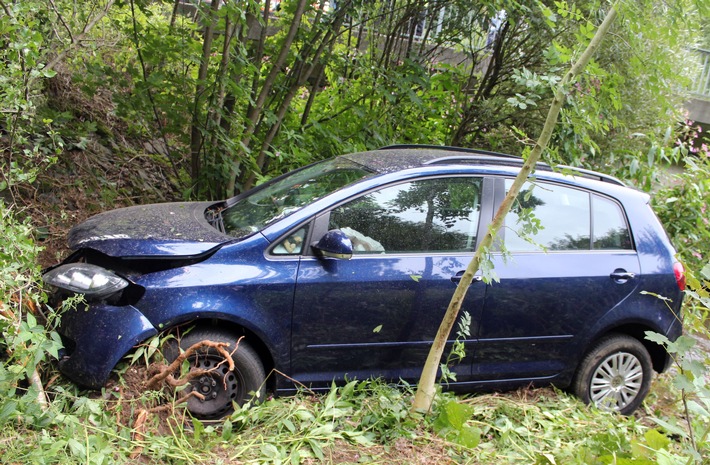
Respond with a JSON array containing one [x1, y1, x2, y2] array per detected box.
[[0, 373, 703, 465]]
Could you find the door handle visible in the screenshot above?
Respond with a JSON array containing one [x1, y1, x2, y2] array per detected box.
[[610, 270, 635, 283], [451, 273, 483, 284]]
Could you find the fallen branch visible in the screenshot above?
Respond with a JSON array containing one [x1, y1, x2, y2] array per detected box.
[[129, 390, 207, 459], [2, 292, 49, 412], [129, 409, 149, 459], [130, 337, 242, 459], [411, 5, 620, 413], [145, 338, 238, 391]]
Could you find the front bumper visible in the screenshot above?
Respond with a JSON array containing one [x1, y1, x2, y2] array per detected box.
[[58, 302, 158, 389]]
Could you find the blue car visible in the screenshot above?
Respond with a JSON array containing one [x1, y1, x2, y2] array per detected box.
[[43, 146, 685, 418]]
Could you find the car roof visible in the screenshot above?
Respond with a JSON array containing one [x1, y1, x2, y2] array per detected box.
[[341, 145, 626, 187]]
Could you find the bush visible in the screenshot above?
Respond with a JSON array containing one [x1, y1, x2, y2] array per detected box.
[[0, 201, 64, 424], [652, 125, 710, 274]]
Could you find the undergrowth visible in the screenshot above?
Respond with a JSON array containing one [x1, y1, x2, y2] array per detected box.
[[2, 375, 707, 464]]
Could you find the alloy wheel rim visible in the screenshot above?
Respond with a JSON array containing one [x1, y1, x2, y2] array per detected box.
[[589, 351, 643, 411]]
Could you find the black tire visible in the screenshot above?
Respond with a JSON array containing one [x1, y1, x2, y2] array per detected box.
[[165, 328, 266, 420], [572, 334, 653, 415]]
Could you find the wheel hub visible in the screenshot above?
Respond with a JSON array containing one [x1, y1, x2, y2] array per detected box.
[[195, 375, 219, 400], [610, 375, 625, 390]]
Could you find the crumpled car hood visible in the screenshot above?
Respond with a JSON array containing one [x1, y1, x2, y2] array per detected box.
[[68, 202, 230, 257]]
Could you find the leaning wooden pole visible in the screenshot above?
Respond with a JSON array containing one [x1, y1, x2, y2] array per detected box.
[[411, 5, 619, 413]]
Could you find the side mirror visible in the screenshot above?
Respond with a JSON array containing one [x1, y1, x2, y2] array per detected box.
[[312, 230, 353, 260]]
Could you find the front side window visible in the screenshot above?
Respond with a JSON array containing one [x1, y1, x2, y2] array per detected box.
[[503, 179, 632, 252], [329, 177, 483, 254], [272, 227, 308, 255], [221, 158, 372, 237]]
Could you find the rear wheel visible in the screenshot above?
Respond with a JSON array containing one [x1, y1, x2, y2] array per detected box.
[[572, 334, 652, 415], [165, 329, 266, 420]]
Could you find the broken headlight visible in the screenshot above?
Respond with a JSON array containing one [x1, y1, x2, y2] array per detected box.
[[43, 263, 129, 299]]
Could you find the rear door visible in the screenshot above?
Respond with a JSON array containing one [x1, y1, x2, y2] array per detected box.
[[472, 178, 640, 382], [291, 176, 487, 387]]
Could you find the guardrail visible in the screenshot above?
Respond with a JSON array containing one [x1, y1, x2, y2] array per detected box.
[[692, 48, 710, 98]]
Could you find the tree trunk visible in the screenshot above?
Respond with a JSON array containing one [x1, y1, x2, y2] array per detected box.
[[189, 0, 222, 191], [226, 0, 310, 195], [240, 1, 351, 191]]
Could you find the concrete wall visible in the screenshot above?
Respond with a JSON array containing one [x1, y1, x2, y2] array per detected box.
[[687, 97, 710, 126]]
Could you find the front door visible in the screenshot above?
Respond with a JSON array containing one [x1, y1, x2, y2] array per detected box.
[[291, 177, 486, 387]]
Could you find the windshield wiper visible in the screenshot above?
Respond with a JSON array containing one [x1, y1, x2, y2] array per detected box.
[[205, 208, 226, 234]]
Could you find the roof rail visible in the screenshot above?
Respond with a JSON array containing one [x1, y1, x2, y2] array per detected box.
[[377, 144, 626, 186], [556, 165, 625, 186]]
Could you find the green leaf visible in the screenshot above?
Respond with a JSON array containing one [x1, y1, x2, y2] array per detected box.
[[373, 325, 383, 333], [650, 417, 688, 440], [67, 438, 86, 458], [671, 374, 695, 392], [455, 425, 481, 448], [290, 449, 301, 465], [644, 331, 669, 346], [647, 146, 657, 166], [536, 453, 557, 464], [192, 418, 205, 442], [26, 312, 36, 328], [343, 430, 375, 447], [308, 438, 324, 460], [0, 401, 18, 421], [280, 418, 296, 433], [261, 443, 281, 459], [701, 263, 710, 280], [434, 399, 474, 431], [644, 429, 670, 451], [222, 419, 233, 440]]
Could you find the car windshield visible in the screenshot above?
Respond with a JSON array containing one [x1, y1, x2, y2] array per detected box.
[[221, 158, 373, 237]]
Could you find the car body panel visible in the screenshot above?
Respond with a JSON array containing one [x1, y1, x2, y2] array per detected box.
[[58, 302, 158, 388], [474, 251, 642, 382], [68, 201, 225, 257], [130, 234, 296, 374], [291, 253, 485, 386]]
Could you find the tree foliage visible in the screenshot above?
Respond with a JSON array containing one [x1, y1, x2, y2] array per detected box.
[[1, 0, 706, 200], [40, 0, 696, 198]]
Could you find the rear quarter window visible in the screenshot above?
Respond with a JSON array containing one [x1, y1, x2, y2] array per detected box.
[[592, 195, 633, 250]]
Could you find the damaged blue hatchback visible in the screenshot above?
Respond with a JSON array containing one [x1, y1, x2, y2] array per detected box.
[[44, 146, 685, 418]]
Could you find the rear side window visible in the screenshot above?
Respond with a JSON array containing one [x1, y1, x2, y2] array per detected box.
[[592, 196, 633, 250], [329, 177, 483, 254], [503, 180, 632, 252]]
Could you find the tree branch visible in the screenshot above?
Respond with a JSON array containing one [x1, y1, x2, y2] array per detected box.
[[38, 0, 115, 79]]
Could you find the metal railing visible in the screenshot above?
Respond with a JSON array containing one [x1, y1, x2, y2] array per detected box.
[[692, 48, 710, 98]]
